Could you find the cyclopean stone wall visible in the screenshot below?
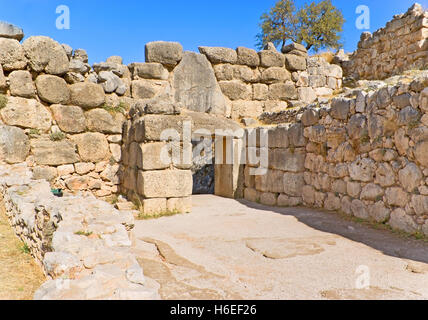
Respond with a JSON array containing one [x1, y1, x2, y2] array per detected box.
[[199, 43, 343, 121], [244, 72, 428, 236], [0, 26, 343, 200], [0, 33, 134, 198], [339, 3, 427, 80]]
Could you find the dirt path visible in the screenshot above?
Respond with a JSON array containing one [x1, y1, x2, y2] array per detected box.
[[0, 201, 45, 300], [132, 195, 428, 300]]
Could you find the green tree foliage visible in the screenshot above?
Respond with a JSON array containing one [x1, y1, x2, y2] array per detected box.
[[256, 0, 345, 52]]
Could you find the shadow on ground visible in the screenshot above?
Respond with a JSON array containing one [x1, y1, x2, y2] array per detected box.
[[237, 199, 428, 264]]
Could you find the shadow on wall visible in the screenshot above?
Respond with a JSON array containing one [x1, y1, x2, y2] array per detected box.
[[237, 199, 428, 265]]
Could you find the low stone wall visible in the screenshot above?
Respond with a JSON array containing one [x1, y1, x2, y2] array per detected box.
[[244, 72, 428, 236], [0, 162, 159, 300], [341, 3, 427, 80]]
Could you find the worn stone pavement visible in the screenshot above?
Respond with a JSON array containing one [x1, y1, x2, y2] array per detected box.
[[131, 195, 428, 300]]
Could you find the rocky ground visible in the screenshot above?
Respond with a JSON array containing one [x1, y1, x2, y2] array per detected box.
[[132, 195, 428, 300]]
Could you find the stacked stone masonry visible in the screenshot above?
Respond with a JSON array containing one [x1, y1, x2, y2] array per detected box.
[[341, 3, 428, 80], [244, 72, 428, 236]]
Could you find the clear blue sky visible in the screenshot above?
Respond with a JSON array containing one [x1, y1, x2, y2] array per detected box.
[[0, 0, 426, 65]]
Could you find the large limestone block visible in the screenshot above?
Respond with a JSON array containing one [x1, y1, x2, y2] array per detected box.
[[51, 104, 86, 133], [138, 142, 170, 171], [389, 208, 418, 233], [131, 79, 170, 100], [31, 139, 79, 165], [0, 38, 27, 70], [330, 98, 351, 120], [258, 50, 285, 67], [398, 163, 423, 193], [0, 22, 24, 41], [284, 54, 307, 71], [22, 36, 69, 75], [349, 158, 376, 182], [219, 81, 252, 100], [70, 82, 105, 108], [298, 87, 317, 104], [301, 109, 319, 127], [414, 140, 428, 167], [36, 75, 70, 104], [411, 195, 428, 216], [283, 172, 305, 197], [0, 125, 29, 163], [261, 67, 291, 84], [236, 47, 260, 67], [269, 149, 305, 172], [85, 108, 125, 134], [269, 83, 298, 100], [173, 51, 228, 115], [135, 114, 191, 142], [145, 41, 183, 68], [360, 183, 384, 201], [137, 170, 192, 198], [1, 97, 52, 131], [198, 46, 238, 64], [288, 123, 307, 147], [385, 187, 409, 207], [130, 62, 169, 80], [71, 132, 110, 162], [268, 126, 289, 148], [9, 70, 36, 98]]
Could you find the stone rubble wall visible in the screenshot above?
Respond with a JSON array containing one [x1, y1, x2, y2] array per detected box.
[[243, 73, 428, 236], [0, 162, 159, 299], [341, 4, 427, 80]]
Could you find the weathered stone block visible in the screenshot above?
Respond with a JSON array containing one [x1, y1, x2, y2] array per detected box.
[[0, 125, 30, 164], [137, 170, 192, 198], [22, 36, 69, 75], [219, 81, 252, 101], [85, 108, 125, 134], [258, 50, 284, 68], [71, 132, 110, 162], [9, 70, 35, 98], [283, 172, 305, 197], [1, 97, 52, 131], [199, 46, 237, 64], [31, 139, 79, 165], [145, 41, 183, 68], [70, 82, 105, 109], [0, 38, 27, 71], [173, 52, 227, 115], [51, 104, 86, 133], [236, 47, 260, 67], [284, 54, 307, 71], [269, 149, 305, 172], [130, 62, 169, 80]]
